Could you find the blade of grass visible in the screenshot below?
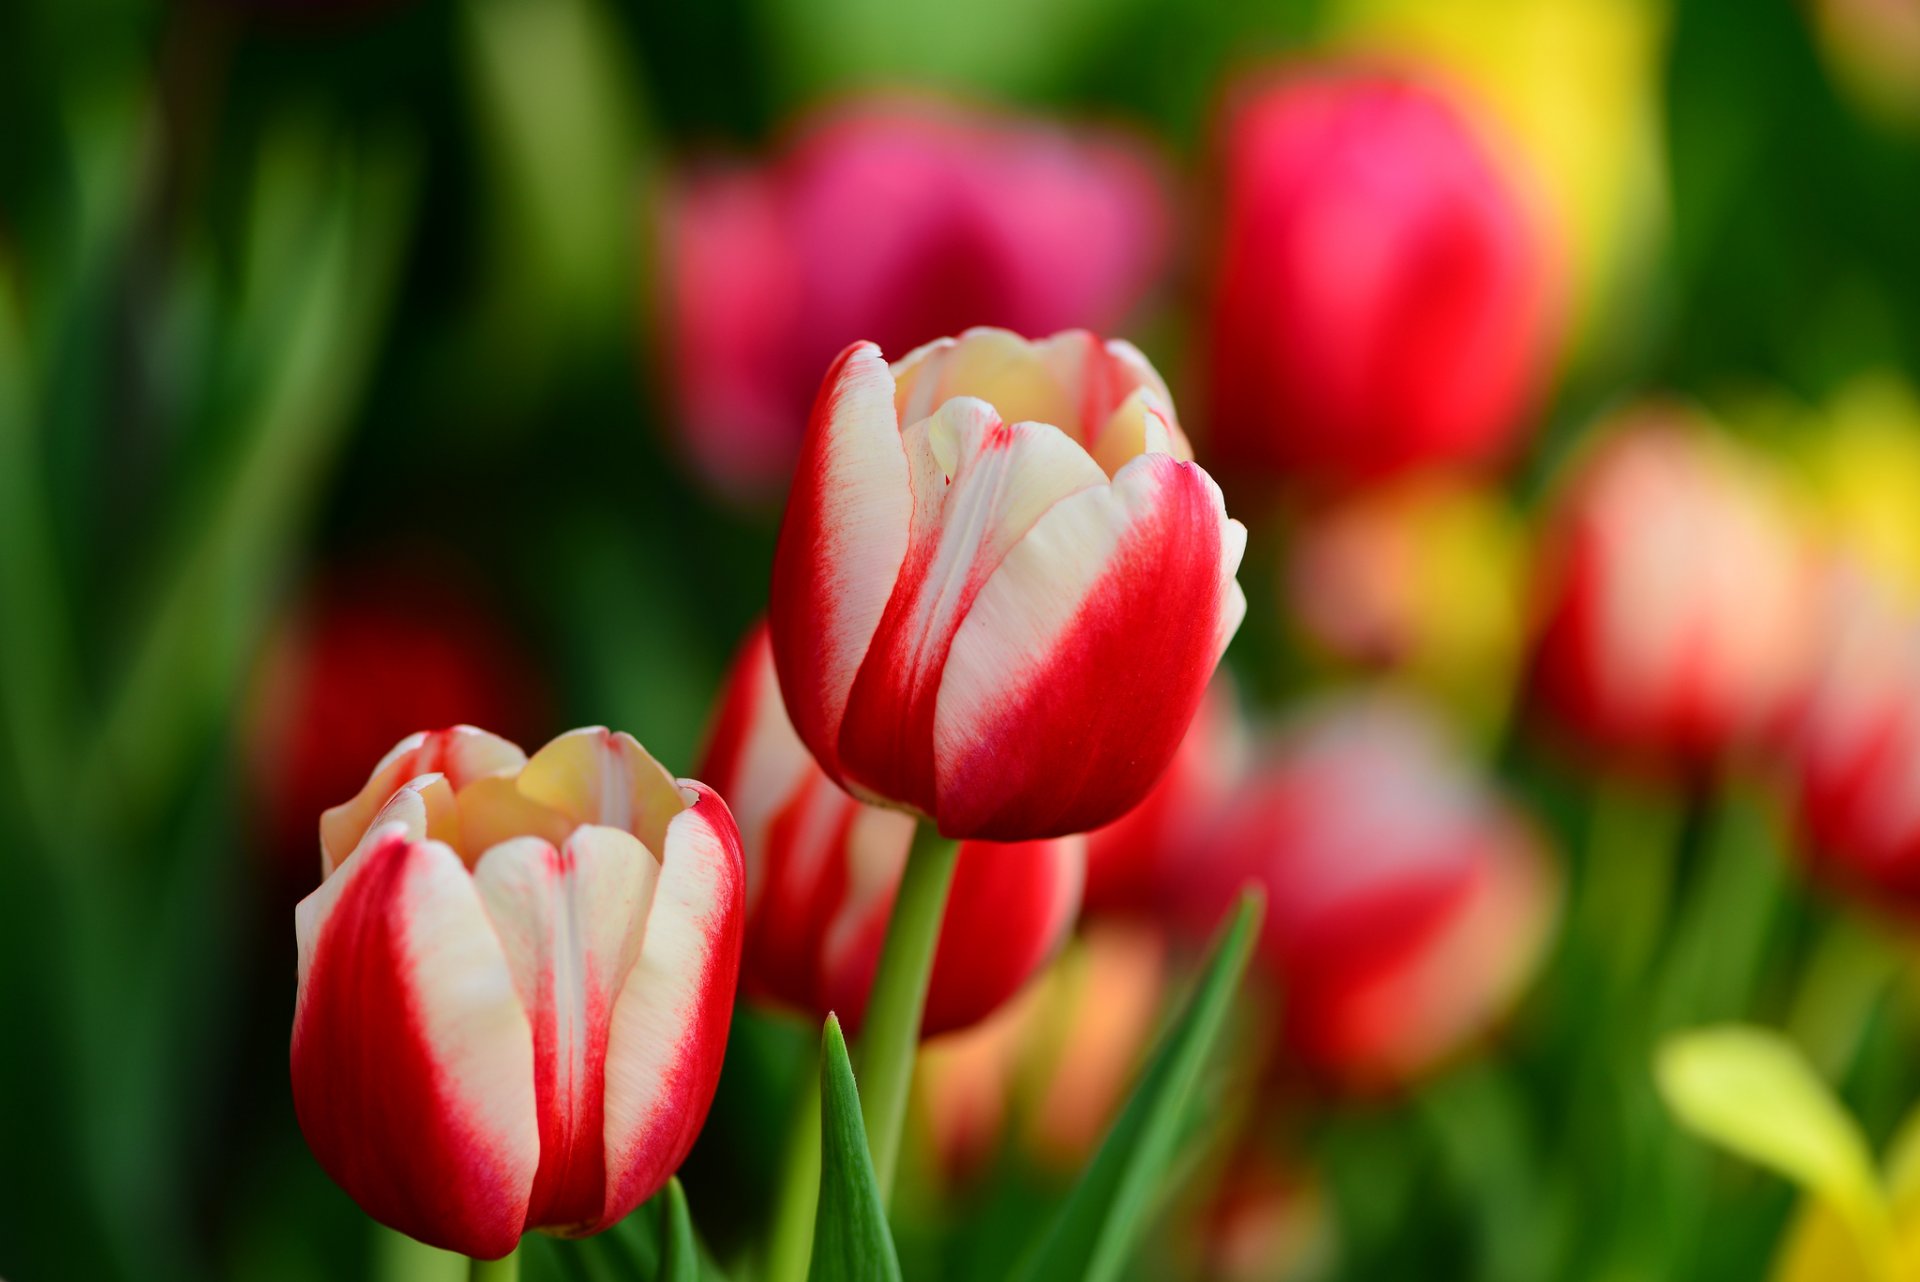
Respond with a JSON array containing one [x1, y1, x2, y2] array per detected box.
[[1012, 889, 1264, 1282], [811, 1015, 903, 1282]]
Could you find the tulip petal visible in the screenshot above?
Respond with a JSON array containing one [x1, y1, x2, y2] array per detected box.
[[513, 727, 687, 855], [891, 329, 1175, 458], [597, 783, 746, 1229], [291, 829, 538, 1259], [698, 623, 819, 920], [320, 727, 527, 872], [770, 341, 914, 783], [838, 398, 1108, 814], [933, 453, 1246, 838], [472, 827, 661, 1233]]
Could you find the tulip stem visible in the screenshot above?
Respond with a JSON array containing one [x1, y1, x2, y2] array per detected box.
[[764, 1036, 824, 1282], [469, 1246, 519, 1282], [856, 821, 961, 1205]]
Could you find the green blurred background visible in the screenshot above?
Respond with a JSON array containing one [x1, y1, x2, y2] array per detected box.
[[4, 0, 1920, 1278]]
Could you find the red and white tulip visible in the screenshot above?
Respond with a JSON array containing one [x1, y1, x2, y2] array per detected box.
[[769, 326, 1247, 841], [1528, 410, 1818, 769], [1178, 697, 1557, 1090], [700, 622, 1083, 1037], [291, 726, 745, 1258]]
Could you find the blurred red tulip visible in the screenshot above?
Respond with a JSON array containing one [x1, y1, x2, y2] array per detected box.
[[768, 327, 1246, 841], [1529, 411, 1818, 770], [292, 727, 744, 1258], [246, 564, 547, 874], [699, 622, 1084, 1037], [1205, 68, 1561, 487], [1084, 677, 1247, 918], [661, 100, 1172, 496], [1785, 575, 1920, 918], [1179, 697, 1556, 1091]]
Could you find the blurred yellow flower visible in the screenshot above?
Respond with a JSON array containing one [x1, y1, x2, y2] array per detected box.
[[1793, 374, 1920, 605], [1286, 475, 1529, 739], [1327, 0, 1669, 359], [1658, 1024, 1920, 1282]]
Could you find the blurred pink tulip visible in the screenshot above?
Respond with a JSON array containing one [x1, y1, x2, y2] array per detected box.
[[699, 622, 1083, 1037], [1178, 697, 1556, 1091], [1205, 68, 1562, 487], [661, 101, 1172, 496], [1528, 411, 1818, 770], [292, 727, 744, 1258]]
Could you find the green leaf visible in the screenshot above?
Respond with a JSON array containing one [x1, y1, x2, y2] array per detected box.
[[1012, 889, 1265, 1282], [810, 1015, 903, 1282], [660, 1178, 697, 1282], [1656, 1024, 1895, 1273]]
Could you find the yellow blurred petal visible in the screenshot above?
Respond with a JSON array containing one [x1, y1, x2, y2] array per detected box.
[[1657, 1025, 1897, 1279], [1328, 0, 1668, 352]]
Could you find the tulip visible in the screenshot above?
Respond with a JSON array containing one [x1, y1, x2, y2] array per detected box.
[[769, 325, 1246, 841], [662, 101, 1171, 496], [1178, 697, 1556, 1090], [291, 725, 745, 1259], [1205, 69, 1561, 486], [1528, 410, 1817, 770], [1083, 678, 1246, 918], [699, 622, 1084, 1037], [1782, 574, 1920, 918], [246, 564, 546, 875]]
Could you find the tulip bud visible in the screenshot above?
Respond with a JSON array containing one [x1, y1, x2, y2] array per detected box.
[[1528, 410, 1818, 770], [291, 726, 745, 1258], [1784, 575, 1920, 918], [1178, 697, 1556, 1091], [768, 326, 1247, 841], [662, 102, 1170, 496], [699, 623, 1083, 1037], [246, 564, 546, 875], [1205, 69, 1561, 486]]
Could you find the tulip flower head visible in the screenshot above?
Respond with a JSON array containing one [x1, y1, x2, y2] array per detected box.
[[700, 622, 1083, 1036], [1206, 68, 1562, 487], [1528, 411, 1817, 771], [1180, 697, 1556, 1090], [663, 101, 1171, 496], [769, 326, 1247, 842], [291, 726, 745, 1258]]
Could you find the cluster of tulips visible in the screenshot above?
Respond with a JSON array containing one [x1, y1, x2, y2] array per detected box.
[[251, 42, 1920, 1282]]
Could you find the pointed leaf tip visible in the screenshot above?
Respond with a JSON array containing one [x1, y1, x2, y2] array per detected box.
[[811, 1015, 903, 1282]]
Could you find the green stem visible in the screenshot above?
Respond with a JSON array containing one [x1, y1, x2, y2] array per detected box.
[[856, 821, 961, 1204], [764, 1036, 824, 1282], [471, 1245, 520, 1282]]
